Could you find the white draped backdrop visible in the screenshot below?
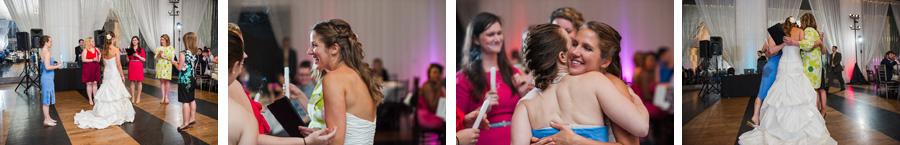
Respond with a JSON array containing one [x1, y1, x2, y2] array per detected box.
[[231, 0, 447, 84], [684, 0, 900, 81], [3, 0, 213, 63]]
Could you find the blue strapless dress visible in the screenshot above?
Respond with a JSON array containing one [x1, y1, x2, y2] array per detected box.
[[41, 58, 55, 105], [532, 125, 608, 142], [758, 51, 782, 99]]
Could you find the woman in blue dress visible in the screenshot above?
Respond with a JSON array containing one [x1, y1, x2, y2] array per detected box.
[[39, 35, 63, 126], [750, 22, 790, 127]]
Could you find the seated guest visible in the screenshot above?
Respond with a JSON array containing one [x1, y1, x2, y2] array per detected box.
[[881, 51, 898, 81], [198, 48, 210, 75], [372, 58, 389, 82], [757, 50, 767, 74], [418, 64, 445, 130], [291, 60, 316, 124]]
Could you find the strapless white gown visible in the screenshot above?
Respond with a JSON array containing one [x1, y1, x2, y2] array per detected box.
[[74, 58, 135, 129], [344, 113, 376, 145], [738, 46, 836, 144]]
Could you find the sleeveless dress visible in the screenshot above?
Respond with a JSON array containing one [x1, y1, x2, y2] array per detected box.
[[127, 47, 145, 81], [74, 57, 136, 129], [177, 50, 197, 103], [156, 46, 174, 80], [306, 83, 377, 144], [737, 45, 836, 144], [532, 125, 609, 142], [758, 51, 782, 99], [800, 27, 823, 88], [307, 83, 326, 129], [82, 47, 101, 82], [41, 58, 55, 105], [456, 67, 522, 145]]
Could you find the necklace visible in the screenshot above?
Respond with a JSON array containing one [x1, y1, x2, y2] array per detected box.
[[552, 73, 568, 84]]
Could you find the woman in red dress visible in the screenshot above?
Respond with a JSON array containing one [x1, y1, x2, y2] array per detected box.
[[81, 37, 101, 105]]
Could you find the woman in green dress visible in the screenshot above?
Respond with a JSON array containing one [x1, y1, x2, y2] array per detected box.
[[799, 13, 827, 117]]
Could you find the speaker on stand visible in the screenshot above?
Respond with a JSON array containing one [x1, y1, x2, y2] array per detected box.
[[698, 36, 724, 99], [14, 29, 43, 92]]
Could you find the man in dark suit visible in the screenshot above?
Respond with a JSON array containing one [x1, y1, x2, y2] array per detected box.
[[826, 46, 845, 90], [757, 50, 767, 74], [881, 51, 898, 81], [75, 39, 83, 66]]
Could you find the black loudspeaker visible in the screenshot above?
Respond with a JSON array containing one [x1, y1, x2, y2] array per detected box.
[[710, 36, 723, 56], [30, 29, 42, 48], [94, 30, 105, 47], [15, 32, 28, 50], [699, 40, 710, 58]]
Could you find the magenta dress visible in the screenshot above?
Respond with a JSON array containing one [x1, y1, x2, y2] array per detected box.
[[127, 47, 145, 81], [456, 67, 521, 145]]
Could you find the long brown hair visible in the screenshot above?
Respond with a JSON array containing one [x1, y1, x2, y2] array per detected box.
[[582, 21, 624, 79], [130, 36, 142, 53], [228, 23, 244, 73], [462, 12, 519, 102], [801, 13, 817, 30], [101, 31, 116, 58], [312, 19, 384, 105], [783, 17, 795, 37], [183, 32, 198, 54], [524, 24, 567, 90], [39, 35, 51, 48]]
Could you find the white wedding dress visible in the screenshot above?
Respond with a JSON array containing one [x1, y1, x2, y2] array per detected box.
[[74, 57, 135, 129], [344, 113, 376, 145], [738, 45, 836, 144]]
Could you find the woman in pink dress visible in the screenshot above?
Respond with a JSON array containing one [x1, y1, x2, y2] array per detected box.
[[127, 36, 146, 103], [456, 12, 532, 145]]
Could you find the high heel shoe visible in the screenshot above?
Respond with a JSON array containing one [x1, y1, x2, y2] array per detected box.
[[746, 121, 758, 128]]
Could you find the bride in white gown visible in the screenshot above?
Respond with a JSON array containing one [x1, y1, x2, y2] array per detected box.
[[738, 18, 836, 144], [74, 32, 135, 129]]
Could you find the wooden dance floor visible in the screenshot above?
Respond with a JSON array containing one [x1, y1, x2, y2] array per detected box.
[[0, 76, 218, 145], [683, 84, 900, 145]]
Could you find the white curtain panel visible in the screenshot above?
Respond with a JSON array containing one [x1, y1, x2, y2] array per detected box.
[[0, 20, 8, 50], [112, 0, 139, 48], [4, 0, 40, 32], [683, 5, 702, 69], [266, 0, 290, 48], [130, 0, 162, 52], [697, 0, 737, 70], [79, 0, 111, 40], [766, 0, 802, 26], [809, 0, 847, 80], [41, 0, 78, 62], [735, 0, 766, 73], [227, 0, 244, 23], [197, 2, 213, 48], [860, 0, 889, 71], [181, 0, 208, 48]]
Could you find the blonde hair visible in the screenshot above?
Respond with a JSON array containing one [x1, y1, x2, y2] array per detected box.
[[85, 37, 94, 48]]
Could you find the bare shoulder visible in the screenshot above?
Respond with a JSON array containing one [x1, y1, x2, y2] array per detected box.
[[517, 88, 541, 106], [322, 70, 352, 83], [572, 71, 609, 84]]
